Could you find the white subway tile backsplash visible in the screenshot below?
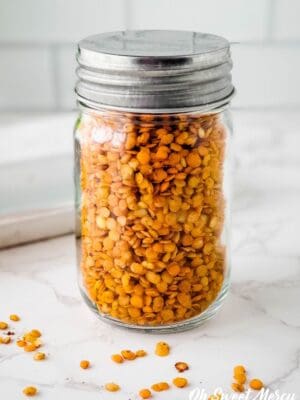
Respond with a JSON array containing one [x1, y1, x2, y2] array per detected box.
[[0, 0, 127, 43], [273, 0, 300, 40], [0, 0, 299, 111], [0, 47, 55, 110], [232, 44, 300, 108], [127, 0, 270, 41], [56, 45, 77, 110]]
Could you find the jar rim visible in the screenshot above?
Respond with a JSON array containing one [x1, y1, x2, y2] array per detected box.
[[76, 89, 234, 115]]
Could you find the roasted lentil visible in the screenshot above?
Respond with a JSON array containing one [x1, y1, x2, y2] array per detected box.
[[136, 349, 147, 357], [111, 354, 124, 363], [173, 377, 188, 388], [231, 382, 244, 392], [249, 379, 264, 390], [139, 388, 152, 399], [151, 382, 170, 392], [80, 360, 90, 369], [175, 361, 189, 372], [0, 321, 8, 330], [233, 365, 246, 375], [0, 336, 11, 344], [9, 314, 20, 321], [23, 386, 38, 396], [121, 349, 136, 360], [30, 330, 41, 338], [78, 111, 227, 325], [24, 343, 37, 352], [155, 341, 170, 357], [34, 352, 46, 361], [234, 372, 246, 384], [18, 330, 42, 352], [105, 382, 120, 392]]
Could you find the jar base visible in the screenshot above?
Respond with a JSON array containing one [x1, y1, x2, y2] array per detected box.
[[79, 279, 230, 334]]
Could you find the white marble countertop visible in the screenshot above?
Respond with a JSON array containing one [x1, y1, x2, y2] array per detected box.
[[0, 111, 299, 399]]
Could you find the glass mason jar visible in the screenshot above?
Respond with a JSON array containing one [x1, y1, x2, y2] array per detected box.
[[74, 31, 234, 332]]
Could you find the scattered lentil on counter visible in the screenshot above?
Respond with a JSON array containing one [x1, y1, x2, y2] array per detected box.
[[151, 382, 170, 392], [121, 349, 136, 360], [105, 382, 120, 392], [250, 378, 264, 390], [155, 341, 170, 357], [139, 388, 152, 399], [0, 336, 11, 344], [234, 372, 246, 384], [175, 361, 189, 372], [111, 353, 124, 363], [10, 314, 20, 321], [34, 352, 46, 361], [80, 360, 90, 369], [136, 349, 147, 357], [22, 386, 37, 397], [233, 365, 246, 375], [24, 343, 37, 352], [173, 377, 188, 388], [231, 382, 245, 392], [0, 321, 8, 329], [0, 312, 268, 396]]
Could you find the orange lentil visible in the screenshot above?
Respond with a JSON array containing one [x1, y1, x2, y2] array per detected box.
[[24, 334, 36, 343], [105, 382, 120, 392], [136, 349, 147, 357], [22, 386, 37, 396], [34, 352, 46, 361], [111, 354, 124, 363], [78, 112, 227, 326], [249, 379, 264, 390], [231, 382, 244, 392], [30, 330, 42, 338], [0, 322, 8, 330], [0, 336, 11, 344], [33, 338, 42, 348], [139, 388, 152, 399], [186, 152, 201, 168], [167, 263, 181, 277], [137, 148, 151, 164], [17, 340, 26, 347], [9, 314, 20, 321], [151, 382, 170, 392], [173, 377, 188, 388], [80, 360, 90, 369], [121, 349, 136, 360], [24, 343, 37, 352], [155, 341, 170, 357], [233, 365, 246, 375], [234, 373, 246, 384], [175, 361, 189, 372], [155, 146, 169, 160]]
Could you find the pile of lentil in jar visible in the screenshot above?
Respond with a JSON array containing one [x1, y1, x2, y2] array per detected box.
[[78, 110, 227, 325]]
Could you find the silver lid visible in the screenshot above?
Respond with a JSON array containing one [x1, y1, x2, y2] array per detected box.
[[76, 30, 234, 113]]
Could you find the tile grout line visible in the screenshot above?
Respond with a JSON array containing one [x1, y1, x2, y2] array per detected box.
[[49, 44, 61, 111], [266, 0, 277, 41], [124, 0, 132, 29], [1, 40, 300, 49]]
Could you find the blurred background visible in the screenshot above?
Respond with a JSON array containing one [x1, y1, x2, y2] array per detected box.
[[1, 0, 299, 247]]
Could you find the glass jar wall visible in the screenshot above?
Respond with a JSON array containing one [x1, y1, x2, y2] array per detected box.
[[74, 108, 231, 331]]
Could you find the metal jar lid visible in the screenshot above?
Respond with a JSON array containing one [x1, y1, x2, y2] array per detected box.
[[76, 30, 234, 113]]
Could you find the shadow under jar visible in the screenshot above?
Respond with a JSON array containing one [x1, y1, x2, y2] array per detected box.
[[74, 30, 234, 332]]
